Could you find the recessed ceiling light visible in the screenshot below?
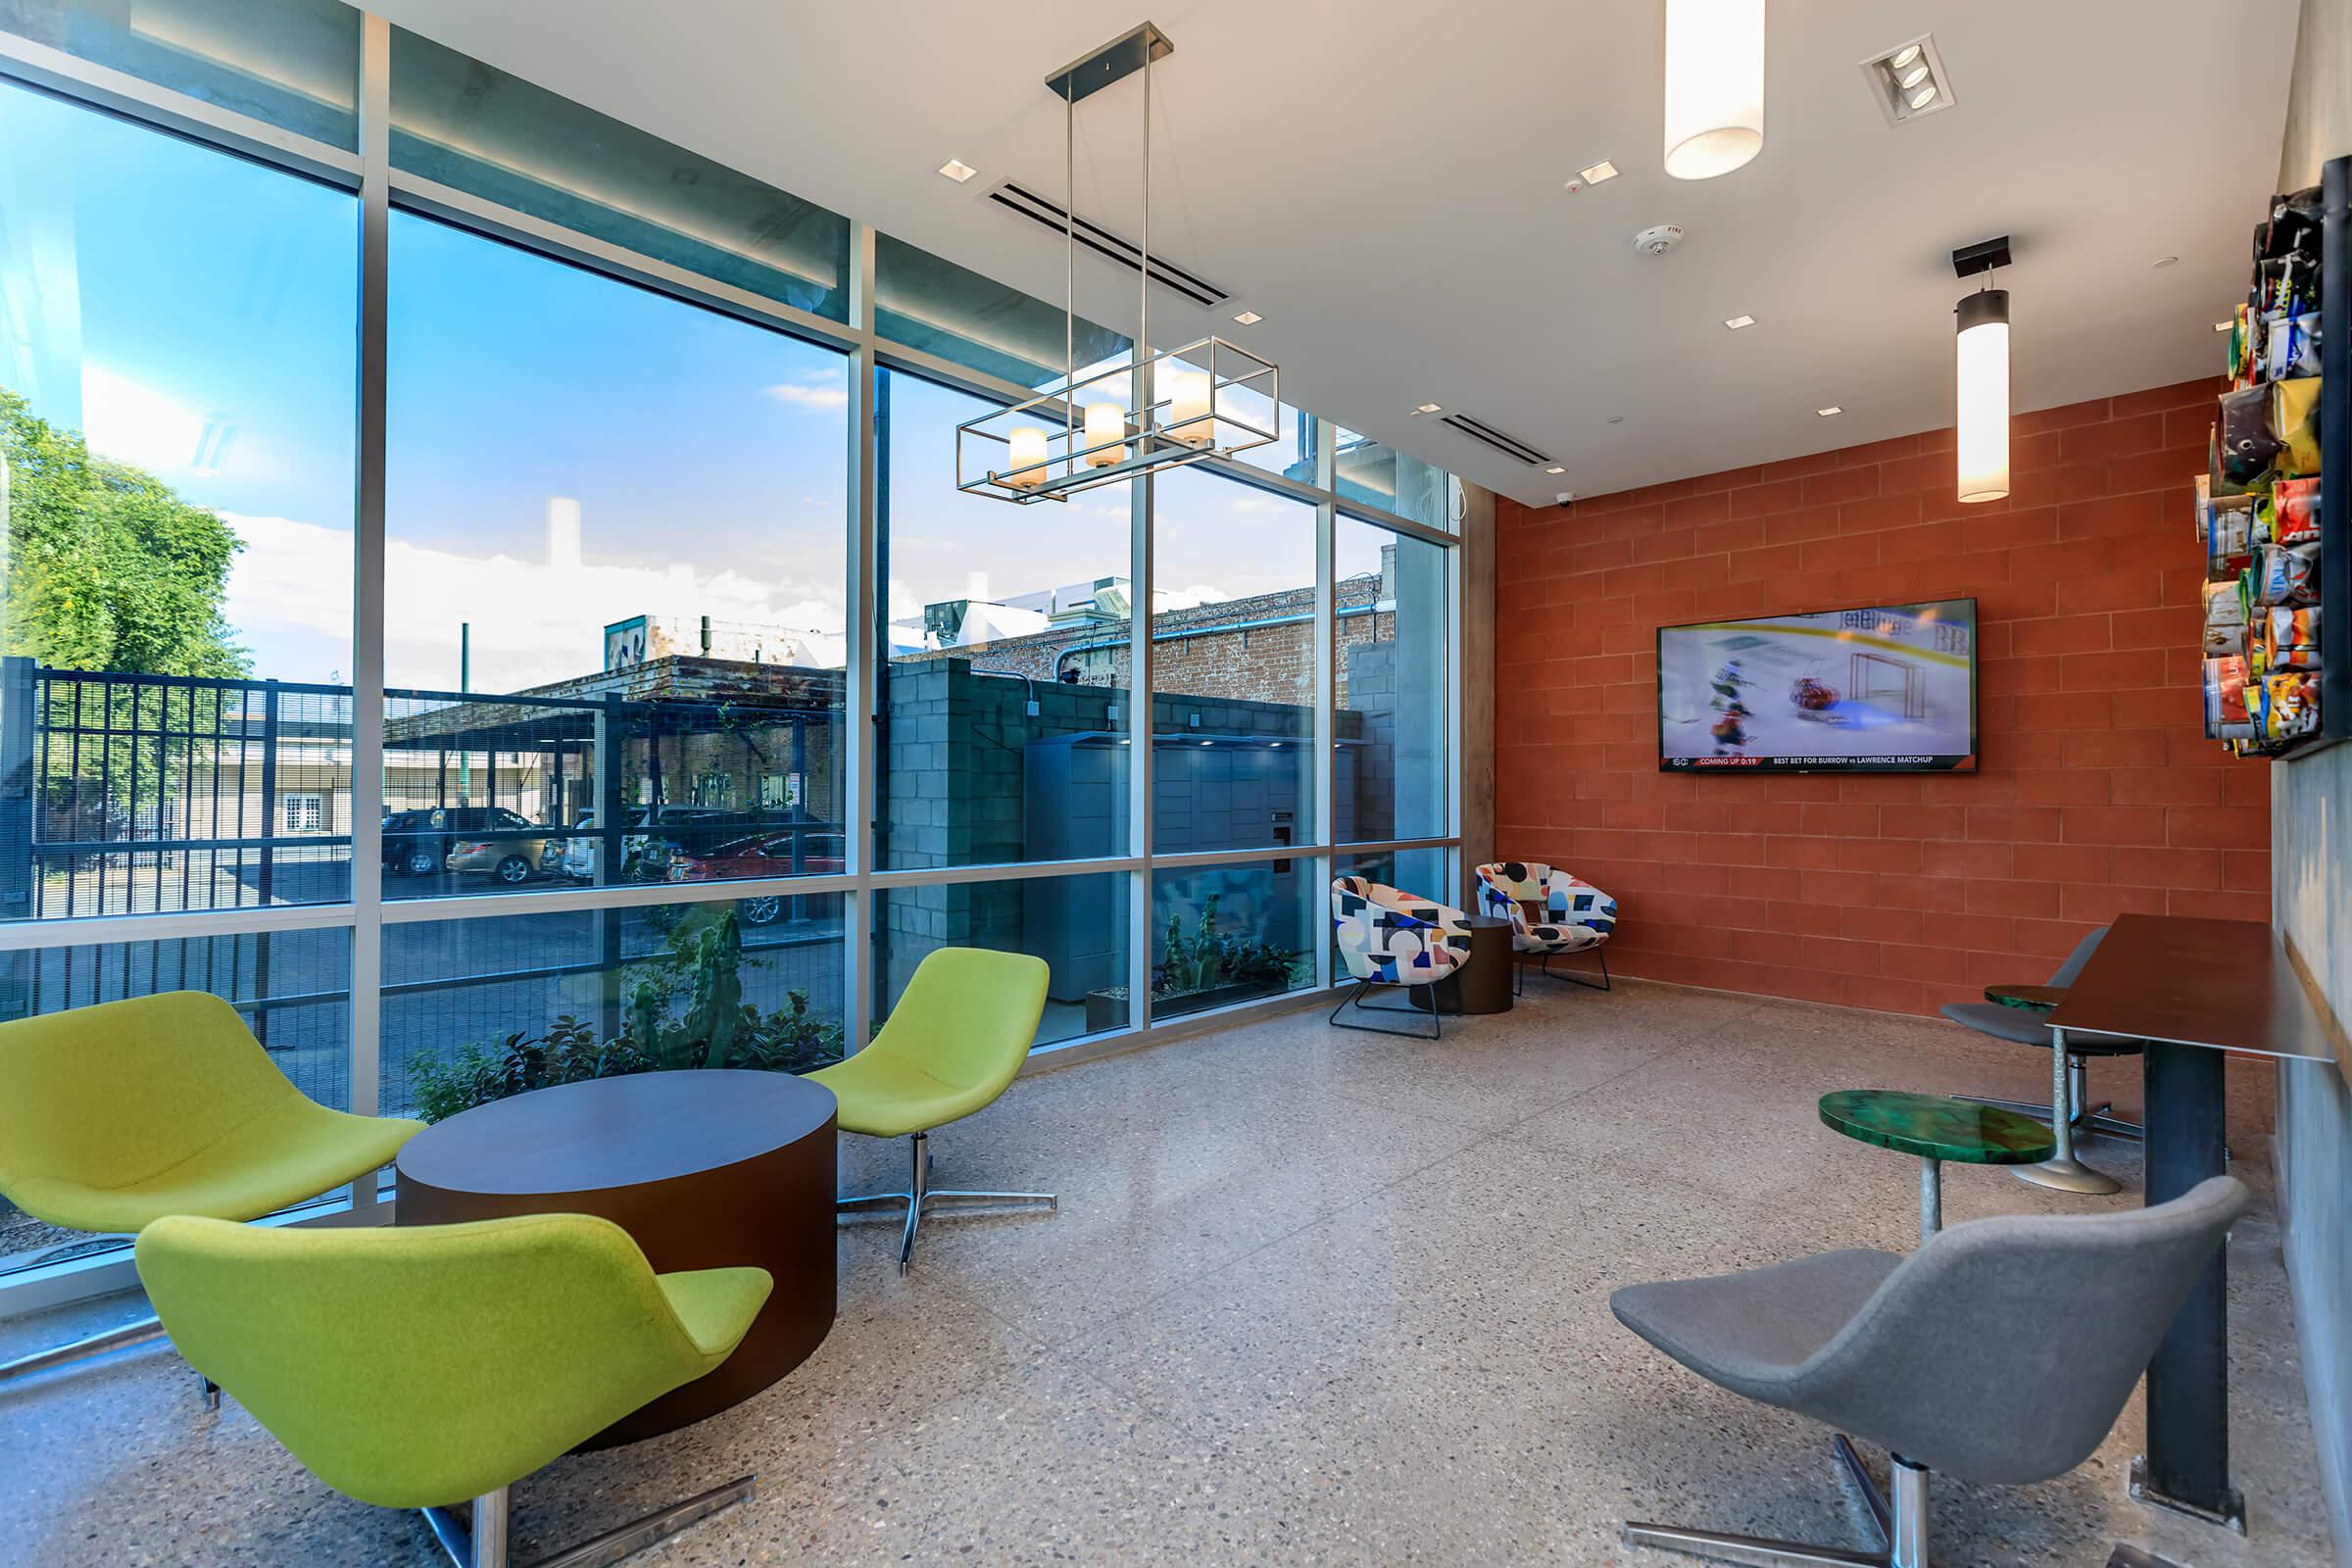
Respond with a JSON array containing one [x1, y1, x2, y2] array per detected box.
[[2213, 319, 2233, 332], [1724, 315, 1756, 329], [1607, 416, 1625, 424], [1575, 159, 1620, 187], [937, 158, 978, 183], [1414, 402, 1443, 414], [1544, 466, 1567, 474], [1860, 34, 1954, 125], [2152, 255, 2179, 268], [1232, 310, 1262, 324], [1817, 406, 1843, 416]]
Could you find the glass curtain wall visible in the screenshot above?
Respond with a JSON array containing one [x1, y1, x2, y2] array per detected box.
[[0, 10, 1463, 1297]]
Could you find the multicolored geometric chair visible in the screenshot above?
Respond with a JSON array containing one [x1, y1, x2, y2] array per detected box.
[[1475, 861, 1618, 993], [1330, 876, 1476, 1039]]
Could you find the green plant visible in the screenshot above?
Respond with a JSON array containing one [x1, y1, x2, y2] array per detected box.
[[1153, 895, 1298, 998], [406, 905, 846, 1122]]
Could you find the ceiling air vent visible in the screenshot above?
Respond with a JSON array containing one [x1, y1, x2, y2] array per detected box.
[[1438, 414, 1552, 467], [1859, 35, 1955, 126], [985, 180, 1230, 310]]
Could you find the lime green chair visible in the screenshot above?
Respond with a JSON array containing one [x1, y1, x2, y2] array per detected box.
[[809, 948, 1054, 1272], [0, 991, 424, 1395], [136, 1211, 772, 1568]]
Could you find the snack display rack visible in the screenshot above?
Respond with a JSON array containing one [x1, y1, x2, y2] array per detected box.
[[2197, 155, 2348, 759]]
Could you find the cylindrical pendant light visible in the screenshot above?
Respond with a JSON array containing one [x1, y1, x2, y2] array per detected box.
[[1663, 0, 1766, 180], [1954, 288, 2011, 504]]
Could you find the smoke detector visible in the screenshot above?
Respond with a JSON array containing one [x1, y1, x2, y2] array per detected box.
[[1633, 223, 1685, 256]]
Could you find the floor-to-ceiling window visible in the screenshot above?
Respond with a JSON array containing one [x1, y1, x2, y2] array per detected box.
[[0, 11, 1464, 1301], [0, 73, 361, 1266]]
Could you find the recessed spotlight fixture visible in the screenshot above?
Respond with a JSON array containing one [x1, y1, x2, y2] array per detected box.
[[1607, 416, 1625, 424], [1724, 314, 1756, 329], [2152, 256, 2179, 269], [1817, 406, 1842, 416], [1860, 34, 1954, 125], [1544, 466, 1567, 474], [937, 158, 979, 183], [1232, 310, 1263, 324], [1413, 402, 1443, 415], [1573, 159, 1620, 188]]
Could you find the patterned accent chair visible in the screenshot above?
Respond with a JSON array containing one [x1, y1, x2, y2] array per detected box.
[[1330, 876, 1475, 1039], [1475, 861, 1618, 993]]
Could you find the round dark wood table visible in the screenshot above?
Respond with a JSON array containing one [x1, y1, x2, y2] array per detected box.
[[1414, 915, 1516, 1016], [396, 1068, 838, 1446]]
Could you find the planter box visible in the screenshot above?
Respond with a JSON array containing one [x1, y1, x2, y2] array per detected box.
[[1087, 980, 1278, 1033]]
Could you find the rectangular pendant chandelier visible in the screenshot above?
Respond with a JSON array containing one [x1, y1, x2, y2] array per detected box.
[[952, 22, 1281, 506]]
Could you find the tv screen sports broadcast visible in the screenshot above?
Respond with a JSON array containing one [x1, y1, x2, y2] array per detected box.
[[1657, 599, 1979, 773]]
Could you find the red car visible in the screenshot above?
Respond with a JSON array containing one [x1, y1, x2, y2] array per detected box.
[[667, 831, 843, 925]]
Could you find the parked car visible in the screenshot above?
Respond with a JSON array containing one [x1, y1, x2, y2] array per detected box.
[[381, 808, 443, 878], [558, 806, 768, 883], [666, 830, 844, 923], [433, 808, 554, 885]]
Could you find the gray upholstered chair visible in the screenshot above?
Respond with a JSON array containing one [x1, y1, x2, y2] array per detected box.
[[1611, 1176, 2248, 1568], [1940, 926, 2144, 1196]]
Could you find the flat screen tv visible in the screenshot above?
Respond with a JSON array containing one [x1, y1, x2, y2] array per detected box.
[[1657, 598, 1979, 772]]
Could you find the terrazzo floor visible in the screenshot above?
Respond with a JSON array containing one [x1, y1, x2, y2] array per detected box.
[[0, 978, 2332, 1567]]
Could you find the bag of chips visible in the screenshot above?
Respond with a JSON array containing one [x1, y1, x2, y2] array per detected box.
[[2268, 476, 2321, 545], [2258, 670, 2321, 741], [2258, 185, 2324, 261], [2251, 542, 2320, 606], [2203, 655, 2255, 740], [2272, 377, 2322, 474], [2220, 384, 2280, 483], [2266, 314, 2322, 381], [2207, 493, 2254, 576], [2259, 607, 2322, 671], [2202, 580, 2248, 657]]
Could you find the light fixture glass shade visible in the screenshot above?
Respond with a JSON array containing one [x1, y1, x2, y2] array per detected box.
[[1955, 289, 2010, 504], [1082, 401, 1127, 467], [1663, 0, 1766, 179], [1005, 425, 1050, 490]]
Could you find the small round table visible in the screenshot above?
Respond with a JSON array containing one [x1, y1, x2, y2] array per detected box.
[[397, 1068, 838, 1446], [1412, 915, 1516, 1016], [1985, 983, 2067, 1012], [1818, 1089, 2056, 1244]]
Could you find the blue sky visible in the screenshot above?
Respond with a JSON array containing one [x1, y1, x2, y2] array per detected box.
[[0, 79, 1390, 695]]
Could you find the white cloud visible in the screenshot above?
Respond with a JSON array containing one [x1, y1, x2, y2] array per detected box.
[[765, 368, 848, 412], [221, 512, 849, 692]]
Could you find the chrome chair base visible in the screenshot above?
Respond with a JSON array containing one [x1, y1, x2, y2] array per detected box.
[[2013, 1156, 2125, 1196], [424, 1474, 754, 1568], [837, 1131, 1055, 1274], [1328, 976, 1451, 1040], [1624, 1436, 1929, 1568]]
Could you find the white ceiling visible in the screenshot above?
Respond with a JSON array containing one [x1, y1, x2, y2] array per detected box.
[[365, 0, 2302, 509]]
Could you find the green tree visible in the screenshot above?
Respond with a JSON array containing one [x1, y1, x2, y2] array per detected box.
[[0, 386, 249, 677]]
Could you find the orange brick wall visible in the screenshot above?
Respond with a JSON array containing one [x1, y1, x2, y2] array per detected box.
[[1494, 377, 2271, 1016]]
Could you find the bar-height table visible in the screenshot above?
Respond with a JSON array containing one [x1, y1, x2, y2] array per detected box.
[[2047, 913, 2339, 1535]]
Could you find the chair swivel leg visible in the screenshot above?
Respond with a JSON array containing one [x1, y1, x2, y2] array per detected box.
[[422, 1474, 755, 1568], [1624, 1436, 1930, 1567], [2012, 1027, 2123, 1196], [837, 1132, 1055, 1275]]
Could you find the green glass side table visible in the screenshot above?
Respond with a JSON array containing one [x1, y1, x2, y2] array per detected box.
[[1819, 1089, 2057, 1243], [1984, 983, 2067, 1012]]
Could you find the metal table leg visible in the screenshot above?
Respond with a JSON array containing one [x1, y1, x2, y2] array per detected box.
[[2132, 1039, 2244, 1532], [2014, 1027, 2124, 1195], [1918, 1156, 1940, 1245]]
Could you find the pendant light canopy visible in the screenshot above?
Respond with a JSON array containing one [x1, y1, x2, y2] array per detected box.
[[1662, 0, 1766, 180], [1952, 236, 2014, 505]]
